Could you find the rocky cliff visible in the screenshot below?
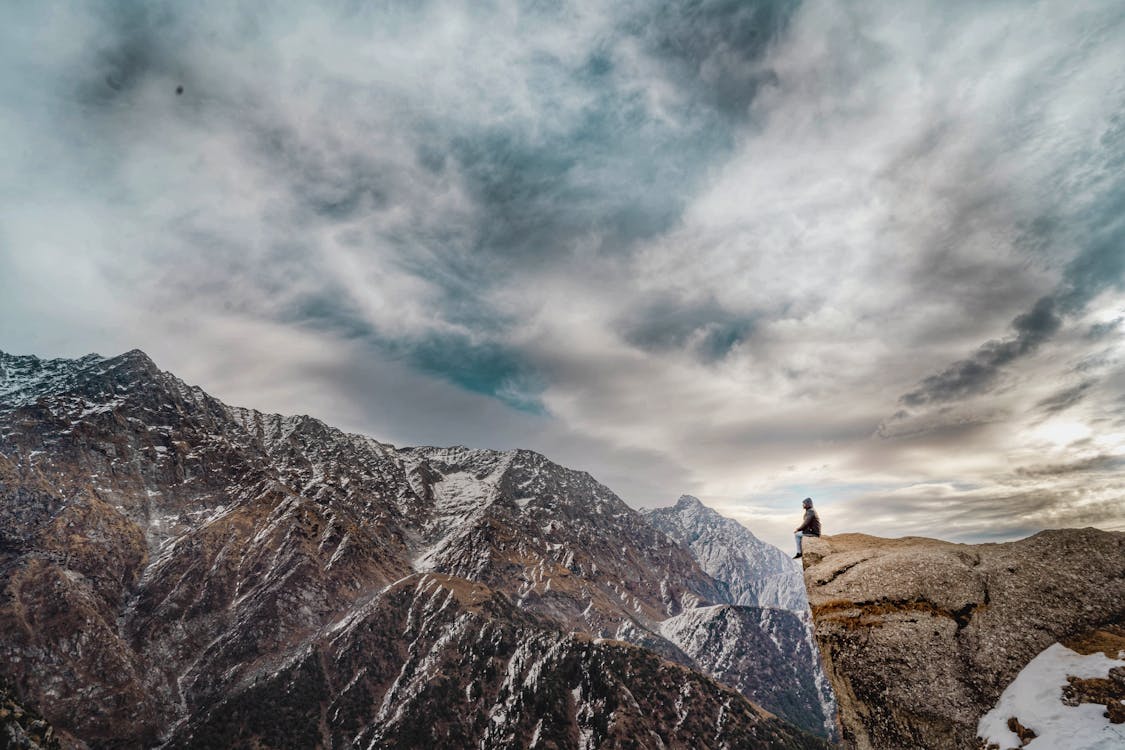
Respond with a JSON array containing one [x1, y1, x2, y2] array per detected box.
[[802, 532, 1125, 749], [0, 348, 829, 749]]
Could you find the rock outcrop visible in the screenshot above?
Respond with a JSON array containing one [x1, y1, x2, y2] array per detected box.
[[1, 678, 62, 750], [802, 531, 1125, 750]]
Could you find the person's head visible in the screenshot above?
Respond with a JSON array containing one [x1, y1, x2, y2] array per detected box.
[[802, 497, 813, 509]]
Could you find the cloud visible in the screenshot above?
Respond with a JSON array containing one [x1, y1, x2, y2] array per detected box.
[[1014, 454, 1125, 478], [1, 0, 808, 407], [2, 0, 1124, 553], [1035, 380, 1097, 416], [617, 292, 757, 361], [900, 296, 1062, 406]]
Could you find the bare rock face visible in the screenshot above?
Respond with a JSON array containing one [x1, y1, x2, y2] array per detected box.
[[165, 574, 816, 750], [0, 349, 829, 749], [1, 677, 62, 750], [802, 532, 1125, 750], [642, 497, 838, 739]]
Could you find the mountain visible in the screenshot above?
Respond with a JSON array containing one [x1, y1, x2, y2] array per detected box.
[[642, 495, 837, 740], [658, 605, 833, 741], [0, 677, 61, 749], [642, 495, 807, 611], [0, 349, 829, 749], [801, 532, 1125, 750]]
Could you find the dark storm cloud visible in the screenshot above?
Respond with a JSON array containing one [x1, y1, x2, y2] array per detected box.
[[619, 294, 756, 361], [1035, 380, 1096, 415], [440, 0, 800, 267], [898, 88, 1125, 410], [900, 296, 1062, 406], [1015, 454, 1124, 478], [384, 333, 544, 411], [637, 0, 796, 117], [1087, 317, 1123, 340], [46, 0, 803, 403], [76, 4, 181, 104]]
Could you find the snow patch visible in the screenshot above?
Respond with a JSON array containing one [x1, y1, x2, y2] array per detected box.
[[978, 643, 1125, 750]]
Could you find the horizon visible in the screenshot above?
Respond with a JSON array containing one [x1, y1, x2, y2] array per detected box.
[[2, 1, 1123, 554]]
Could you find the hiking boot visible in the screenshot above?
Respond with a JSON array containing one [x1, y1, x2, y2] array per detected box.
[[793, 553, 802, 559]]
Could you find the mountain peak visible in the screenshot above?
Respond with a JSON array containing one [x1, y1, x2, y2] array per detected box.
[[646, 496, 809, 613], [674, 494, 704, 510], [0, 348, 834, 747], [106, 348, 158, 371]]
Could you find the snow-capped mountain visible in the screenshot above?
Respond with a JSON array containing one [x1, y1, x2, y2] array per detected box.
[[0, 349, 831, 748], [641, 495, 838, 740], [642, 495, 808, 612]]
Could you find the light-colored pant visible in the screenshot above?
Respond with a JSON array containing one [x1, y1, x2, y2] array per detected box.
[[795, 531, 807, 555]]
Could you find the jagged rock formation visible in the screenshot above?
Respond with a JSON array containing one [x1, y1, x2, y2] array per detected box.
[[802, 532, 1125, 750], [0, 349, 829, 749], [643, 495, 807, 611], [167, 573, 813, 749]]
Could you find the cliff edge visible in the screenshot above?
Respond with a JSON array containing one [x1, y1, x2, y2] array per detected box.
[[802, 530, 1125, 749]]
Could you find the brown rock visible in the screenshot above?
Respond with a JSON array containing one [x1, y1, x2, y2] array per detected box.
[[802, 531, 1125, 749]]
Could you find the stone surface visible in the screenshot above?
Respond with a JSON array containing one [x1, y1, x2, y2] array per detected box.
[[802, 532, 1125, 750], [0, 678, 62, 750]]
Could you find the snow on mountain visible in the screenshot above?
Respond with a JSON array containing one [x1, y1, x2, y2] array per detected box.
[[0, 350, 112, 408], [642, 494, 808, 612], [0, 348, 831, 748], [641, 495, 838, 740], [659, 604, 836, 739]]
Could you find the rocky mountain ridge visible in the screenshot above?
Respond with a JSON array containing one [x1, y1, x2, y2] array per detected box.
[[0, 348, 831, 748]]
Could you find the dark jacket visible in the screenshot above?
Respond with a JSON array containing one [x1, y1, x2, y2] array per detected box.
[[797, 508, 821, 536]]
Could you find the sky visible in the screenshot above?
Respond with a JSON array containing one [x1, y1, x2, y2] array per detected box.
[[2, 0, 1123, 552]]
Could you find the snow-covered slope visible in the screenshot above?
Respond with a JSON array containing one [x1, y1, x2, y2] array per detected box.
[[659, 604, 836, 739], [978, 642, 1125, 750], [642, 495, 808, 611]]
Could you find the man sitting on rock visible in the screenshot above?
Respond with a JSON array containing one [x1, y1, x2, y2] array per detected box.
[[793, 497, 820, 559]]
